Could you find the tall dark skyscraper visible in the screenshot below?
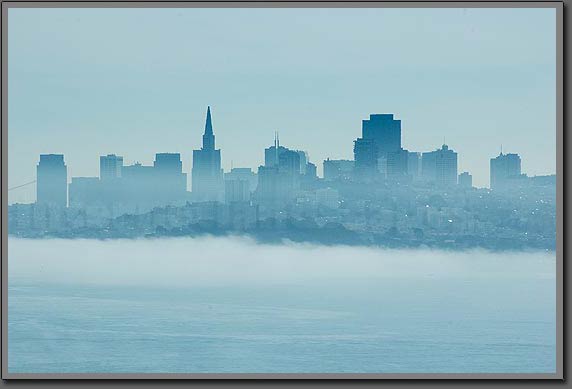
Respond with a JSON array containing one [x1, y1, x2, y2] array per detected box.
[[362, 114, 402, 156], [353, 138, 377, 179], [192, 107, 224, 202], [36, 154, 67, 207], [490, 152, 522, 190], [353, 113, 403, 181]]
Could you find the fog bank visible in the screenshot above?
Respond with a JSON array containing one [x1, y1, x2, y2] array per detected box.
[[8, 237, 555, 287]]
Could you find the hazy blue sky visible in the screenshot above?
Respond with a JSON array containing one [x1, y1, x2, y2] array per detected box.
[[8, 7, 556, 201]]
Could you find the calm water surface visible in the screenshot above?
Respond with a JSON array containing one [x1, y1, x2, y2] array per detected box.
[[8, 238, 556, 373]]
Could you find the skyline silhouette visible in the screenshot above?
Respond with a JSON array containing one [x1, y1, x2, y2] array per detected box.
[[8, 7, 556, 202], [8, 105, 554, 205]]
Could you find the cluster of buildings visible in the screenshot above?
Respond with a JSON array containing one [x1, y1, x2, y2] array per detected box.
[[10, 107, 556, 250]]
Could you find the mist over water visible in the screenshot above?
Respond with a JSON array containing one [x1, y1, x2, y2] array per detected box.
[[8, 237, 555, 287], [8, 237, 556, 374]]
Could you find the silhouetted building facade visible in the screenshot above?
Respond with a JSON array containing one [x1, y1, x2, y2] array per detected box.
[[421, 145, 458, 187], [100, 154, 123, 181], [362, 114, 402, 156], [37, 154, 67, 207], [385, 148, 409, 180], [353, 113, 403, 181], [192, 107, 224, 202], [490, 152, 522, 190], [153, 153, 188, 202], [224, 168, 257, 203], [353, 138, 377, 180], [458, 172, 473, 188]]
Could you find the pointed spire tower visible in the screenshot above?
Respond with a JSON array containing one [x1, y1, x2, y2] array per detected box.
[[192, 105, 224, 202], [202, 106, 215, 150]]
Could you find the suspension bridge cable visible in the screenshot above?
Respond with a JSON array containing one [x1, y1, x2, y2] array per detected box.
[[8, 180, 36, 191]]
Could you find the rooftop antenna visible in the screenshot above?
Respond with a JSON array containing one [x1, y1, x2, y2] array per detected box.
[[274, 131, 279, 165]]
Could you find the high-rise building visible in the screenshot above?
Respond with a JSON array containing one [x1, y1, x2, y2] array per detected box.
[[386, 148, 409, 180], [264, 133, 287, 168], [192, 107, 224, 202], [255, 146, 302, 205], [224, 168, 257, 193], [458, 172, 473, 188], [457, 172, 473, 189], [153, 153, 188, 201], [296, 150, 308, 174], [121, 162, 157, 209], [362, 114, 402, 156], [323, 159, 354, 181], [224, 168, 257, 203], [264, 134, 309, 176], [255, 166, 281, 205], [305, 162, 317, 180], [278, 149, 301, 194], [353, 138, 377, 180], [421, 145, 458, 187], [490, 152, 522, 190], [36, 154, 67, 207], [99, 154, 123, 181]]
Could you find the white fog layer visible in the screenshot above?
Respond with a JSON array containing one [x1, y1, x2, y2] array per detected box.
[[8, 237, 555, 287]]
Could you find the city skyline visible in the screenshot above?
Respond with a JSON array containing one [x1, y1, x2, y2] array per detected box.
[[8, 7, 556, 202], [8, 106, 551, 205]]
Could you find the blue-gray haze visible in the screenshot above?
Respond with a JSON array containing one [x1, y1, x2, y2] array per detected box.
[[8, 7, 556, 203]]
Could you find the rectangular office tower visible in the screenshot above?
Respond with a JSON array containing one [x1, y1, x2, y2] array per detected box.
[[490, 152, 522, 190], [36, 154, 67, 207], [153, 153, 188, 202], [353, 138, 377, 180], [100, 154, 123, 181], [362, 114, 402, 156], [421, 145, 458, 187]]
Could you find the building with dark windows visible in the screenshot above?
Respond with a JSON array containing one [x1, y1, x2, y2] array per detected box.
[[192, 106, 224, 202], [353, 138, 377, 180], [490, 152, 522, 190], [99, 154, 123, 181], [353, 113, 403, 181], [421, 145, 458, 187], [36, 154, 68, 207], [458, 172, 473, 188], [362, 114, 402, 156]]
